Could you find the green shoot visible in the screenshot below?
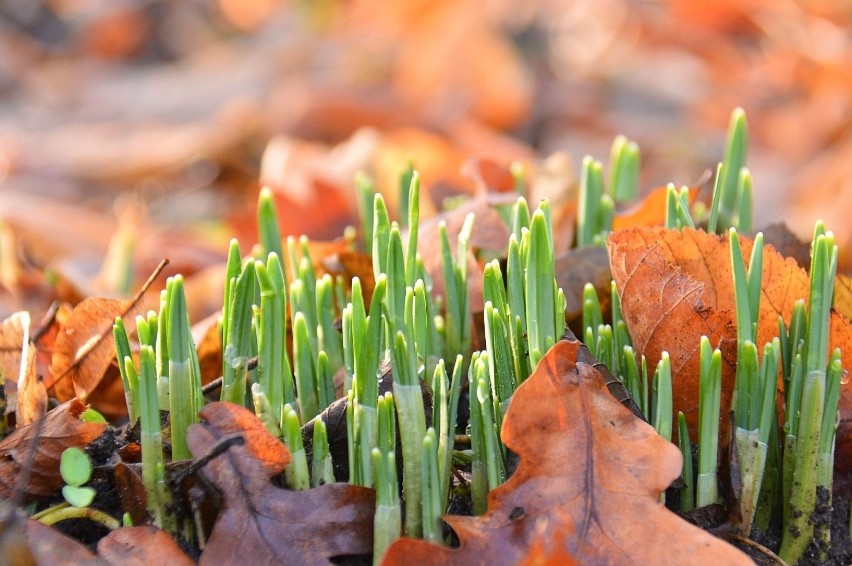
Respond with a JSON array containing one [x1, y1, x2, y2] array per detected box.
[[653, 353, 672, 443], [664, 184, 695, 230], [421, 428, 442, 543], [696, 337, 722, 508], [255, 253, 294, 425], [372, 448, 400, 566], [293, 312, 318, 423], [720, 107, 748, 214], [677, 412, 694, 512], [222, 260, 256, 406], [311, 417, 335, 487], [390, 331, 426, 537], [167, 276, 201, 461], [525, 209, 559, 369], [355, 172, 375, 252], [439, 214, 474, 363], [112, 317, 137, 426], [577, 156, 605, 246], [257, 187, 284, 261], [608, 135, 640, 203], [282, 404, 310, 491]]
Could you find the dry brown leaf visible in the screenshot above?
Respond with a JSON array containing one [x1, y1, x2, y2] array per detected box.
[[49, 296, 146, 408], [23, 519, 106, 565], [382, 340, 751, 565], [0, 400, 105, 502], [554, 246, 612, 325], [418, 192, 515, 319], [96, 526, 194, 566], [608, 226, 852, 442], [11, 312, 44, 426], [321, 250, 376, 306], [834, 274, 852, 322], [373, 128, 466, 219], [20, 520, 191, 566], [188, 402, 375, 564], [761, 223, 812, 270], [462, 156, 517, 195], [193, 312, 224, 387], [0, 312, 45, 426]]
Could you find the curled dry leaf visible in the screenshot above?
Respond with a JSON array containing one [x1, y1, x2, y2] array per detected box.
[[0, 400, 105, 502], [96, 526, 194, 566], [418, 191, 514, 317], [554, 246, 612, 325], [607, 226, 852, 447], [188, 402, 375, 565], [321, 250, 376, 306], [192, 312, 223, 386], [21, 520, 192, 566], [382, 340, 751, 565], [0, 311, 46, 426], [49, 296, 146, 411], [23, 518, 105, 565]]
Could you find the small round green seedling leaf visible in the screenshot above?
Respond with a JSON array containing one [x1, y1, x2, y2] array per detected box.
[[60, 447, 92, 487], [62, 485, 96, 508], [80, 408, 107, 424]]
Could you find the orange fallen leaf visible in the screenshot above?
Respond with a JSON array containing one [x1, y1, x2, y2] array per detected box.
[[193, 312, 223, 386], [48, 296, 146, 410], [382, 340, 751, 565], [321, 250, 376, 305], [0, 400, 105, 502], [188, 402, 375, 564], [462, 156, 517, 195], [612, 185, 701, 231], [608, 226, 852, 443]]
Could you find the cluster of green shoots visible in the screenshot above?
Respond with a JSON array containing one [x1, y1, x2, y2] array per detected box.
[[471, 196, 567, 512], [110, 106, 843, 564], [111, 152, 571, 562], [580, 108, 844, 564]]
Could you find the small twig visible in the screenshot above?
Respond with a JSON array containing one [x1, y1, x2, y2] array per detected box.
[[728, 533, 790, 566], [451, 467, 469, 487], [172, 433, 245, 485], [31, 301, 60, 344], [201, 377, 222, 395]]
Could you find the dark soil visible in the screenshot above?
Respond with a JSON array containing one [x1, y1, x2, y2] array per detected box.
[[748, 479, 852, 565]]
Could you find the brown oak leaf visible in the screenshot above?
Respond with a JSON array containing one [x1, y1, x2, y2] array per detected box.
[[49, 296, 146, 416], [382, 340, 751, 565], [607, 227, 852, 456], [188, 402, 375, 565], [0, 400, 105, 502]]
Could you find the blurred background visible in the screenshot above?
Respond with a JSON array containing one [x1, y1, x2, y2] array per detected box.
[[0, 0, 850, 319]]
